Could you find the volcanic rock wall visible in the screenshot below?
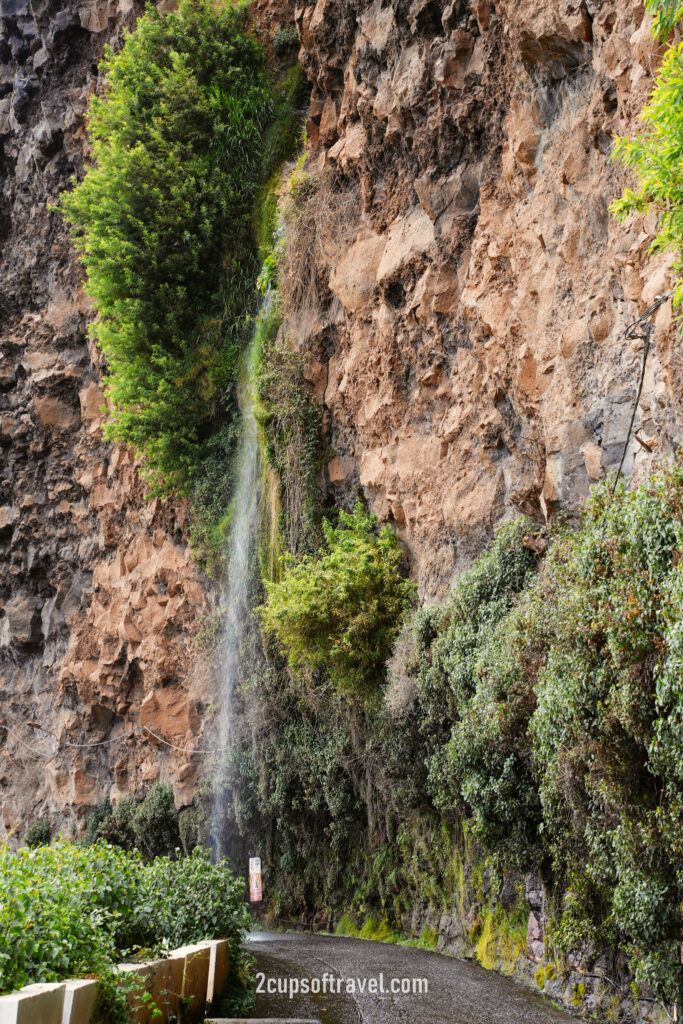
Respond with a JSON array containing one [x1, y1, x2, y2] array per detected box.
[[0, 0, 211, 838], [1, 0, 683, 833], [292, 0, 683, 596]]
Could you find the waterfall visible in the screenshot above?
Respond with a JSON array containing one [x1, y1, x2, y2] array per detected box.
[[210, 320, 262, 855]]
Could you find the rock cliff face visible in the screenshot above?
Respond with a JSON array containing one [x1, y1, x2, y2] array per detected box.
[[1, 0, 682, 836], [0, 0, 211, 838], [292, 0, 683, 596]]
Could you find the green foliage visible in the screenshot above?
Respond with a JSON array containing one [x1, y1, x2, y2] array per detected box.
[[140, 847, 248, 948], [411, 518, 542, 864], [260, 503, 416, 692], [98, 797, 138, 852], [257, 66, 310, 235], [271, 24, 300, 56], [0, 841, 145, 993], [178, 804, 207, 857], [85, 800, 113, 845], [612, 3, 683, 305], [529, 465, 683, 1004], [228, 455, 683, 1011], [381, 464, 683, 1004], [58, 0, 270, 497], [24, 817, 51, 848], [645, 0, 683, 38], [86, 785, 180, 860], [132, 783, 181, 861], [0, 841, 247, 1000], [213, 947, 257, 1018], [335, 914, 360, 937]]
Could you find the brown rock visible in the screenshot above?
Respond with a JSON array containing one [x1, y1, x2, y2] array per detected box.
[[33, 395, 81, 432], [140, 686, 201, 744], [0, 507, 18, 533], [376, 208, 435, 282], [330, 231, 386, 311], [79, 381, 106, 430]]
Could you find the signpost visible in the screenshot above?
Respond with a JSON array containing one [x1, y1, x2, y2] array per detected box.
[[249, 856, 262, 903]]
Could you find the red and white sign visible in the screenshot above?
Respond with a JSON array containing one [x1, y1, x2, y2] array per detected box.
[[249, 856, 262, 903]]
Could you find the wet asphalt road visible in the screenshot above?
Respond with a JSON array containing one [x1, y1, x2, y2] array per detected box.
[[247, 932, 575, 1024]]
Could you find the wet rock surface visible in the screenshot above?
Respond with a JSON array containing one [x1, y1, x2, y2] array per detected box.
[[249, 932, 575, 1023]]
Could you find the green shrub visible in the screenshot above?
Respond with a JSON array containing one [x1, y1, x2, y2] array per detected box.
[[133, 783, 181, 861], [178, 804, 208, 856], [0, 842, 146, 992], [412, 518, 542, 863], [260, 503, 416, 692], [99, 796, 138, 851], [24, 817, 51, 848], [529, 465, 683, 1004], [85, 800, 112, 845], [59, 0, 270, 497], [85, 785, 179, 859], [141, 847, 248, 948], [645, 0, 683, 38], [410, 463, 683, 1003], [0, 841, 247, 999], [272, 24, 299, 56]]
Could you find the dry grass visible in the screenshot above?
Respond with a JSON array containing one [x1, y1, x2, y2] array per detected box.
[[279, 169, 360, 319], [385, 616, 419, 717]]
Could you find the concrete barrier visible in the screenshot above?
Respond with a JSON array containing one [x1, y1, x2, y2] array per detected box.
[[0, 937, 229, 1024], [117, 955, 185, 1024], [61, 980, 99, 1024], [202, 939, 230, 1005], [172, 944, 211, 1021], [0, 982, 66, 1024]]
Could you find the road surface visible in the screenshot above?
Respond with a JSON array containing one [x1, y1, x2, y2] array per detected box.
[[247, 932, 575, 1024]]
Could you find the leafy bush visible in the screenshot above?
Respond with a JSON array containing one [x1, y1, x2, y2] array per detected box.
[[272, 24, 299, 56], [645, 0, 683, 38], [0, 842, 147, 993], [85, 784, 180, 859], [405, 463, 683, 1004], [260, 503, 416, 692], [59, 0, 270, 497], [24, 817, 51, 848], [411, 517, 541, 862], [98, 796, 138, 851], [528, 466, 683, 1004], [132, 783, 181, 861], [0, 841, 247, 1000], [85, 800, 113, 845], [141, 847, 248, 948]]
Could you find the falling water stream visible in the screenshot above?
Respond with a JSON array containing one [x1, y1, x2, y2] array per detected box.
[[210, 319, 262, 854]]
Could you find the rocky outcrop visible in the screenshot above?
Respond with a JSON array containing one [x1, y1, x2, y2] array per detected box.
[[1, 0, 682, 847], [292, 0, 683, 596], [0, 0, 211, 837]]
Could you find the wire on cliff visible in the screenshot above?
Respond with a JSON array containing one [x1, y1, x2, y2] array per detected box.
[[0, 721, 227, 758], [609, 292, 671, 499]]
